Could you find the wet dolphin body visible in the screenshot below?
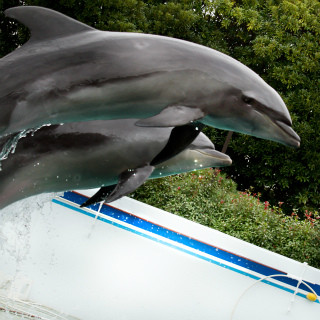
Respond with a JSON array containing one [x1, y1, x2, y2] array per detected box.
[[0, 119, 231, 210], [1, 6, 300, 148]]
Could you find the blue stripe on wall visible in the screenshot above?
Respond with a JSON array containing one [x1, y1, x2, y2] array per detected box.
[[55, 191, 320, 299]]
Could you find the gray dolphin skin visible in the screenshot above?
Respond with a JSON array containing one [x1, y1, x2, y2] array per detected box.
[[0, 119, 231, 209], [2, 6, 300, 147]]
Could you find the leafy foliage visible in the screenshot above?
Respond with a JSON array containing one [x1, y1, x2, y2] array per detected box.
[[0, 0, 27, 55], [195, 0, 320, 214], [0, 0, 201, 56], [132, 169, 320, 269]]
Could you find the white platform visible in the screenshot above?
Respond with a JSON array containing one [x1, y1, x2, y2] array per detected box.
[[0, 190, 319, 319]]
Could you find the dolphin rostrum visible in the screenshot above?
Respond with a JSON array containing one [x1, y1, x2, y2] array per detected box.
[[0, 119, 231, 210], [2, 6, 300, 148]]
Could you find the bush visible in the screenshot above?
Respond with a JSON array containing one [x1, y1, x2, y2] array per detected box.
[[131, 168, 320, 269]]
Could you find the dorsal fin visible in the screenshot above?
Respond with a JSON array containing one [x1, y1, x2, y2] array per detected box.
[[5, 6, 95, 43]]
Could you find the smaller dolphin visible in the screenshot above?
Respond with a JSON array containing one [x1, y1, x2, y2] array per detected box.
[[0, 119, 231, 210], [1, 6, 300, 148]]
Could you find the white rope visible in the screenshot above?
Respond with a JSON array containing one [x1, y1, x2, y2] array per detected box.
[[287, 261, 308, 313], [230, 271, 318, 320], [0, 293, 73, 320]]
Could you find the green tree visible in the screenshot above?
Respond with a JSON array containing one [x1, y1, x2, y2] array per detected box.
[[195, 0, 320, 214], [0, 0, 25, 56], [0, 0, 148, 58], [0, 0, 200, 57]]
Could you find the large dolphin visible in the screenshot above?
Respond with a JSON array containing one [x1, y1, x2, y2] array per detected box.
[[0, 119, 231, 210], [1, 6, 300, 148]]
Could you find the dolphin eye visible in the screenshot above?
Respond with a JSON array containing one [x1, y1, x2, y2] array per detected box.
[[242, 96, 254, 104]]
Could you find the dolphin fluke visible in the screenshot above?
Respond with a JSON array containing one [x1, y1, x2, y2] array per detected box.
[[4, 6, 94, 43]]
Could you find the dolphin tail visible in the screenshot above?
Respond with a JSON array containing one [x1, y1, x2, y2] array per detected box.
[[135, 105, 206, 127]]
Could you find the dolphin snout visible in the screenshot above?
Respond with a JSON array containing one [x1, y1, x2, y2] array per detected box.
[[197, 149, 232, 167], [275, 121, 300, 148]]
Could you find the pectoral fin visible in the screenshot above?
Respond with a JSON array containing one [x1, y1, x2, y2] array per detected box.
[[102, 165, 155, 204], [80, 185, 116, 208], [151, 122, 205, 166], [135, 106, 206, 127]]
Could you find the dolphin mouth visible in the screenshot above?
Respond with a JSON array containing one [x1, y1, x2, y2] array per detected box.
[[195, 148, 232, 166], [275, 120, 300, 148]]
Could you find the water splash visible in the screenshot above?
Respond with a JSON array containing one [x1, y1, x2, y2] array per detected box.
[[0, 124, 51, 170]]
